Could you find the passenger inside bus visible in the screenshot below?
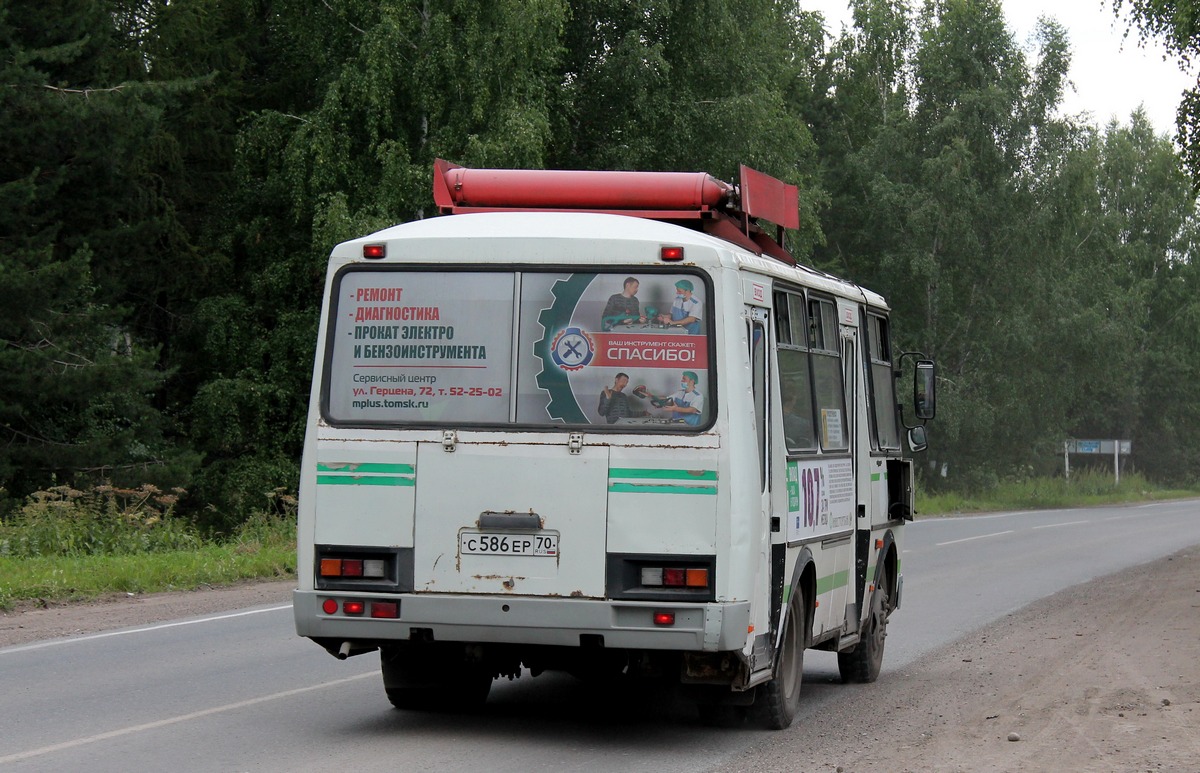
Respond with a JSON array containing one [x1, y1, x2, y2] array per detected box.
[[782, 382, 815, 449]]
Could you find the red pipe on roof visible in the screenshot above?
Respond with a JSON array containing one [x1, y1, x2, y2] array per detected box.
[[435, 159, 731, 212]]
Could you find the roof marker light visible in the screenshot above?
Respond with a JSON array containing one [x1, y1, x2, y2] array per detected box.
[[363, 244, 386, 259], [660, 246, 684, 261]]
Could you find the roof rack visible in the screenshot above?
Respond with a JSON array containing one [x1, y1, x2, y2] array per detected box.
[[433, 158, 799, 265]]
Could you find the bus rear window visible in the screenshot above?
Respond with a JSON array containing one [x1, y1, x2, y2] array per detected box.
[[322, 268, 713, 430]]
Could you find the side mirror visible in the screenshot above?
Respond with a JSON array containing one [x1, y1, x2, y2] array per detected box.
[[914, 360, 936, 420], [907, 425, 928, 453]]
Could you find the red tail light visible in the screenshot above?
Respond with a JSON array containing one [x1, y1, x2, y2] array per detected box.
[[371, 602, 399, 619]]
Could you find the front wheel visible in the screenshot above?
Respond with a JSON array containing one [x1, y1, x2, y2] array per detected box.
[[753, 585, 807, 730], [838, 571, 890, 683]]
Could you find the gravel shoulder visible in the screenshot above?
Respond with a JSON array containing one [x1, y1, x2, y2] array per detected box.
[[0, 579, 296, 648], [3, 550, 1199, 772], [722, 547, 1200, 773]]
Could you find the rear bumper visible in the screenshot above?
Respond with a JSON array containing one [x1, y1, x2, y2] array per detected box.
[[294, 590, 750, 652]]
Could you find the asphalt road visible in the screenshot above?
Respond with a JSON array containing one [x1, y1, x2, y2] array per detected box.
[[2, 499, 1197, 772]]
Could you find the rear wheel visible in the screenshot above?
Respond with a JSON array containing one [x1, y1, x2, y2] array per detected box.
[[753, 585, 807, 730], [838, 570, 890, 683]]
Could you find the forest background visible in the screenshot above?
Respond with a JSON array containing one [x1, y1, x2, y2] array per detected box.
[[4, 0, 1200, 532]]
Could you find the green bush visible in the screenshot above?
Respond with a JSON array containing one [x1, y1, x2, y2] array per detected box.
[[0, 484, 200, 558], [229, 488, 297, 550], [0, 484, 298, 609]]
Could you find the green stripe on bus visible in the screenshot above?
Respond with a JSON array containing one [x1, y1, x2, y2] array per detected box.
[[608, 483, 718, 496], [815, 569, 851, 596], [783, 569, 854, 601], [783, 567, 876, 604], [870, 472, 888, 482], [608, 468, 717, 481], [316, 475, 414, 487], [317, 462, 414, 474]]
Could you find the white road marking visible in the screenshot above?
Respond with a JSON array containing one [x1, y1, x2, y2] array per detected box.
[[1032, 520, 1089, 530], [0, 671, 376, 764], [0, 604, 293, 656], [1102, 511, 1169, 521], [935, 530, 1014, 547]]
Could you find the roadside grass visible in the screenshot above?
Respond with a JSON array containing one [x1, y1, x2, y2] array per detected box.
[[0, 544, 295, 610], [0, 485, 296, 611], [917, 471, 1200, 516]]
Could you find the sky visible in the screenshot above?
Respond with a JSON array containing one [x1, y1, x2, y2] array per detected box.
[[806, 0, 1197, 136]]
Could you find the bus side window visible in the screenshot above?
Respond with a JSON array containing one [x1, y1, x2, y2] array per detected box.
[[866, 313, 901, 450], [776, 290, 817, 453], [808, 298, 849, 452], [750, 317, 768, 488], [772, 292, 792, 345]]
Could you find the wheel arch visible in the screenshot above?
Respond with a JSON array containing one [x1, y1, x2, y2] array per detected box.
[[783, 547, 816, 651], [872, 529, 900, 613]]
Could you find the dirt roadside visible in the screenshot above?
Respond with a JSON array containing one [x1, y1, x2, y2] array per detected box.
[[723, 547, 1200, 773], [3, 551, 1199, 771], [0, 579, 297, 648]]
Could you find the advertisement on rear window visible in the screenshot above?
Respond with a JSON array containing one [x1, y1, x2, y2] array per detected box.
[[324, 269, 711, 428], [518, 272, 710, 427], [325, 272, 515, 423]]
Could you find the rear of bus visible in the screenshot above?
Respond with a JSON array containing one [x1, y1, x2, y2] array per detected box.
[[292, 211, 760, 707]]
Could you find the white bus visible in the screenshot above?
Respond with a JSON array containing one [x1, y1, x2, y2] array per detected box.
[[294, 160, 936, 728]]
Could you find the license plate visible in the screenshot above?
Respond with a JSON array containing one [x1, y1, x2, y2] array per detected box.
[[460, 532, 558, 557]]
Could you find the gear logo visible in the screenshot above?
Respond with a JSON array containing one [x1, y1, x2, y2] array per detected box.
[[549, 327, 595, 371]]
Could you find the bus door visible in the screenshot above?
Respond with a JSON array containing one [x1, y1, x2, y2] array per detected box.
[[797, 297, 859, 638], [837, 300, 866, 630], [748, 304, 780, 662]]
